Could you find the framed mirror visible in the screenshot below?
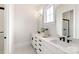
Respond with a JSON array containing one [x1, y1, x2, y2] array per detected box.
[[62, 10, 74, 38]]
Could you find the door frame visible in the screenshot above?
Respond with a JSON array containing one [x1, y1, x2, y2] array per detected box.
[[4, 4, 14, 54]]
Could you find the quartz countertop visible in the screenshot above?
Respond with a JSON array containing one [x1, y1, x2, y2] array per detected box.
[[34, 33, 79, 54]]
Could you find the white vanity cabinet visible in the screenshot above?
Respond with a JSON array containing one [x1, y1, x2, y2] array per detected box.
[[32, 35, 44, 53], [31, 34, 67, 54]]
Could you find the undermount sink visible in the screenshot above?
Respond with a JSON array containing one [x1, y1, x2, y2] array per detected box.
[[50, 39, 73, 47], [50, 39, 79, 53]]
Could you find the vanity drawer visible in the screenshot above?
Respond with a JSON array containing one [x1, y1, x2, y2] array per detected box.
[[37, 48, 42, 54], [37, 44, 54, 54], [32, 39, 38, 48]]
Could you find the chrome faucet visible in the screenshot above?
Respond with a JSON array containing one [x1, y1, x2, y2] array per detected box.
[[59, 36, 72, 43], [59, 37, 65, 42]]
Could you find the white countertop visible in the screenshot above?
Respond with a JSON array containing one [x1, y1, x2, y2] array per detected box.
[[34, 33, 79, 54]]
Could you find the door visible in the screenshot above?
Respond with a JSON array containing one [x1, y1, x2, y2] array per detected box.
[[0, 6, 4, 54]]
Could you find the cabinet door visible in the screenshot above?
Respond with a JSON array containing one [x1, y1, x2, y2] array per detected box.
[[32, 36, 37, 48], [31, 36, 35, 47], [36, 38, 44, 54], [32, 35, 39, 53], [38, 40, 55, 54], [37, 39, 52, 54]]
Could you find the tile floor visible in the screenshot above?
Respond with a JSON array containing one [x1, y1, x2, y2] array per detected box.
[[13, 45, 36, 54]]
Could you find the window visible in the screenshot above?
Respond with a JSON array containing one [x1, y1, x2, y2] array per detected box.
[[45, 6, 54, 23]]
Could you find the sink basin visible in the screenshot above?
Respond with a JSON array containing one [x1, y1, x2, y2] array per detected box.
[[50, 39, 79, 53]]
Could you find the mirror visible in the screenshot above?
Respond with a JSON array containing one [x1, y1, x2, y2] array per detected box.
[[62, 10, 74, 38], [62, 19, 69, 37]]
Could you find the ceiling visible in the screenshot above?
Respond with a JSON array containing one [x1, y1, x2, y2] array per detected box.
[[34, 4, 61, 10], [14, 4, 61, 11], [33, 4, 48, 10]]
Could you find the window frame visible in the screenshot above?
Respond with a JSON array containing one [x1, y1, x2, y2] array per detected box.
[[44, 5, 54, 23]]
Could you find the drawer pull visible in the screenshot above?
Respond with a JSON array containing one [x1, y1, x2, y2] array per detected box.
[[39, 48, 42, 52], [35, 44, 37, 46], [35, 40, 37, 42], [35, 48, 37, 50], [35, 37, 37, 39], [32, 37, 33, 40], [39, 40, 42, 42], [39, 44, 42, 46]]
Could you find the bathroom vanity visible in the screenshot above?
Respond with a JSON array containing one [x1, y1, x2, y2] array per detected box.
[[31, 34, 79, 54]]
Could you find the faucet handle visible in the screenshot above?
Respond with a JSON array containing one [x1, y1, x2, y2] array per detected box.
[[67, 39, 72, 43], [58, 37, 62, 40], [58, 37, 64, 41]]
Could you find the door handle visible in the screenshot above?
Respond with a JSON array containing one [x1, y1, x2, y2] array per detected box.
[[4, 37, 6, 39]]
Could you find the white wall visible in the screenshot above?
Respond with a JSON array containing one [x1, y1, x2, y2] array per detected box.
[[43, 22, 57, 37], [13, 5, 38, 53], [37, 14, 43, 31], [56, 4, 79, 39], [0, 10, 4, 32], [0, 4, 4, 32]]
